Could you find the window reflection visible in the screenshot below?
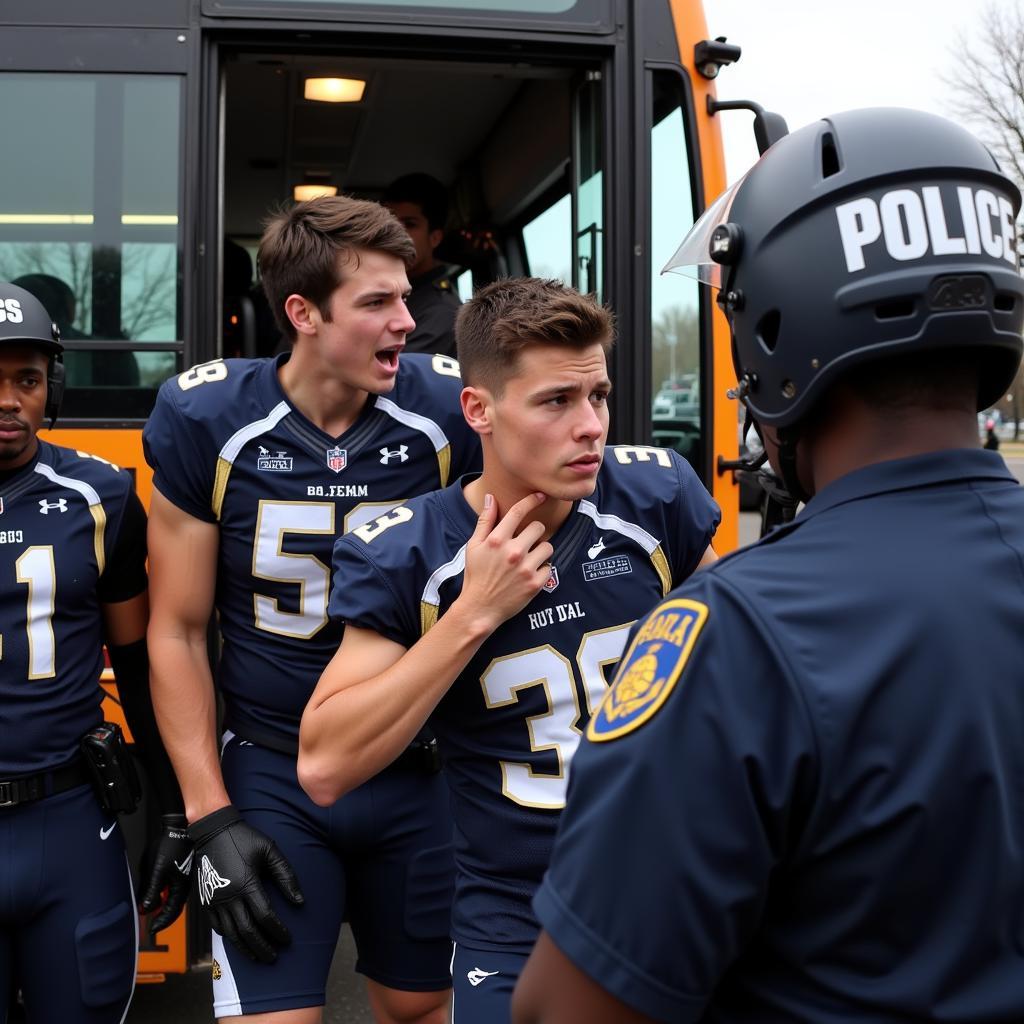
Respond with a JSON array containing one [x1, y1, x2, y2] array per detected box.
[[0, 72, 182, 417], [649, 70, 701, 475]]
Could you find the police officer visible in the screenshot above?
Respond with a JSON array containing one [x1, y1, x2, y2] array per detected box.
[[384, 173, 462, 357], [0, 283, 190, 1023], [513, 108, 1024, 1023]]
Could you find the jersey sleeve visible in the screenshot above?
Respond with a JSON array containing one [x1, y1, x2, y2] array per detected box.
[[328, 531, 421, 648], [97, 485, 148, 604], [533, 574, 817, 1022], [410, 352, 482, 481], [669, 450, 720, 582], [142, 380, 218, 522]]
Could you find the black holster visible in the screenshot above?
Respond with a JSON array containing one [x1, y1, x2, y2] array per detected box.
[[80, 722, 142, 814]]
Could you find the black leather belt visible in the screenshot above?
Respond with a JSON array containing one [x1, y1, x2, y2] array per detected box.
[[0, 757, 90, 808]]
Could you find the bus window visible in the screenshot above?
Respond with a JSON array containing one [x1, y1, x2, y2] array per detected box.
[[648, 68, 701, 474], [573, 72, 603, 298], [0, 73, 182, 420], [521, 192, 572, 284]]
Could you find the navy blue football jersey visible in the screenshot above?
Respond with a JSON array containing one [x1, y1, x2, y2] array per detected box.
[[142, 352, 480, 746], [0, 441, 144, 775], [329, 446, 720, 952], [536, 450, 1024, 1023]]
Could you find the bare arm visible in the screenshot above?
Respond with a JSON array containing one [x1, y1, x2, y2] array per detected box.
[[147, 487, 228, 823], [696, 543, 718, 569], [512, 932, 659, 1024], [299, 491, 553, 806]]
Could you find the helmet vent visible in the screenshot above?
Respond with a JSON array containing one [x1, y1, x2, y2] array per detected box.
[[756, 309, 781, 353], [995, 292, 1016, 312], [875, 298, 915, 320], [820, 132, 841, 178]]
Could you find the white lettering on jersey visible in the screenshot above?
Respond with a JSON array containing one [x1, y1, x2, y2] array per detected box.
[[528, 601, 586, 630], [198, 855, 231, 906], [836, 186, 1017, 273], [0, 530, 24, 544], [0, 298, 24, 324]]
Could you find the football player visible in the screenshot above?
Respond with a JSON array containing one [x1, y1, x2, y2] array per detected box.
[[514, 108, 1024, 1023], [299, 276, 720, 1023], [144, 197, 480, 1023], [0, 282, 189, 1023]]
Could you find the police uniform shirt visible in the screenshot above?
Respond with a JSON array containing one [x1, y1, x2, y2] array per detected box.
[[535, 449, 1024, 1023], [142, 352, 481, 748], [330, 446, 720, 953], [404, 265, 461, 358], [0, 441, 146, 775]]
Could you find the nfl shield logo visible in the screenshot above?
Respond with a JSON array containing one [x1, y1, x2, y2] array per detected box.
[[326, 446, 348, 473], [542, 565, 559, 593]]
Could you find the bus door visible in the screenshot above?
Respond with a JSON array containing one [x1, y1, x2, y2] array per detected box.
[[0, 4, 200, 979]]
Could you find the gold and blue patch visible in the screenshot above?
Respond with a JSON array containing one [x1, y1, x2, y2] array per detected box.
[[587, 598, 708, 742]]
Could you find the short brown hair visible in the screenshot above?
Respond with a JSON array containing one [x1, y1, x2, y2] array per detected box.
[[456, 278, 614, 392], [258, 195, 416, 341]]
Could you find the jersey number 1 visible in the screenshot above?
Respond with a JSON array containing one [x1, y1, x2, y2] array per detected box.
[[4, 547, 58, 679]]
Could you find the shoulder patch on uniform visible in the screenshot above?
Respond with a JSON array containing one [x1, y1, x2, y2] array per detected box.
[[586, 597, 707, 742]]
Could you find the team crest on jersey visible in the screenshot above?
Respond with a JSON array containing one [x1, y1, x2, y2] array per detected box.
[[587, 598, 708, 742], [257, 445, 293, 472], [542, 565, 559, 593], [326, 446, 348, 473]]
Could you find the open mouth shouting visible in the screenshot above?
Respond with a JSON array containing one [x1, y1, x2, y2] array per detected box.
[[375, 345, 403, 374]]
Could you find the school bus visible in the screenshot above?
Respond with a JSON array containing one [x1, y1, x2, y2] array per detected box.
[[1, 0, 741, 979]]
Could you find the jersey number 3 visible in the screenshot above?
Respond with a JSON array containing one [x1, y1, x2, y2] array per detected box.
[[480, 624, 632, 809]]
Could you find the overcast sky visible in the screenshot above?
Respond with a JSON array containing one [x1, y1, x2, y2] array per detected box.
[[707, 0, 998, 182]]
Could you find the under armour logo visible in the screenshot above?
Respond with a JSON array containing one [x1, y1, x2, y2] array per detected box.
[[467, 968, 499, 987], [198, 855, 231, 906], [175, 851, 195, 875], [379, 445, 409, 465], [39, 498, 68, 514], [587, 536, 606, 559]]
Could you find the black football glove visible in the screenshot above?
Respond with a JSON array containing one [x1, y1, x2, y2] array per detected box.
[[139, 813, 194, 936], [188, 805, 304, 963]]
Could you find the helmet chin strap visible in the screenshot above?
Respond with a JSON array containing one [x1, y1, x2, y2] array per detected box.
[[773, 425, 810, 506]]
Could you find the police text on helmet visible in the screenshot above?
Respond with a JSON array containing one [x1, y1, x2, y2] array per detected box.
[[835, 187, 1016, 274], [0, 299, 24, 324]]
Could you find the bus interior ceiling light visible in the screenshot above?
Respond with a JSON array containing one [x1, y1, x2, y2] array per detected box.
[[304, 77, 365, 103], [293, 183, 339, 201]]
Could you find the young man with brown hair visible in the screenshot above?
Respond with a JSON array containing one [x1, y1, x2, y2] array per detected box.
[[298, 276, 719, 1023], [144, 195, 480, 1024]]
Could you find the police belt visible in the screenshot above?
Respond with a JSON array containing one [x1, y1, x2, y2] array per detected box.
[[228, 721, 441, 775], [0, 756, 90, 808]]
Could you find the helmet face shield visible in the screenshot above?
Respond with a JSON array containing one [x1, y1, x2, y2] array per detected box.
[[661, 175, 746, 288]]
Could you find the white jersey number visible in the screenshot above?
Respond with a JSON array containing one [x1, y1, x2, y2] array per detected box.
[[252, 501, 335, 639], [7, 547, 58, 679], [251, 500, 405, 639], [479, 623, 632, 809]]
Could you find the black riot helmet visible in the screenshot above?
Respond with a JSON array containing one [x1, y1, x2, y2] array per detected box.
[[0, 281, 66, 426], [666, 107, 1024, 432]]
